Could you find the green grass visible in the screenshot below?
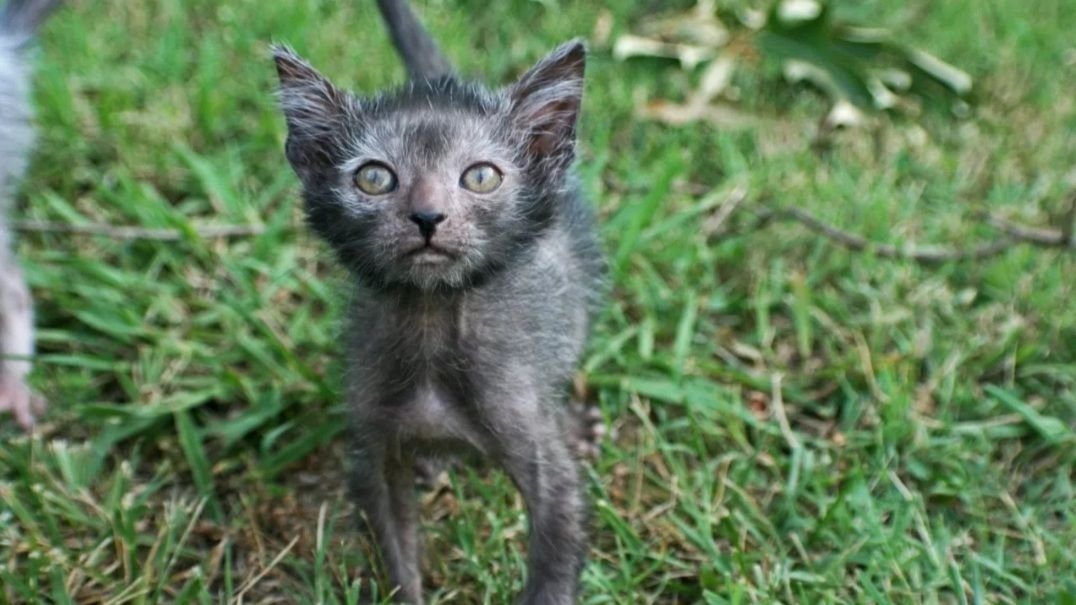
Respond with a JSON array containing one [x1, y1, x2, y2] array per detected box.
[[2, 0, 1074, 603]]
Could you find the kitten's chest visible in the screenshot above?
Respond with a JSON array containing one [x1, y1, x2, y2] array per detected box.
[[392, 299, 471, 366], [357, 293, 480, 393], [392, 381, 484, 449], [362, 301, 486, 448]]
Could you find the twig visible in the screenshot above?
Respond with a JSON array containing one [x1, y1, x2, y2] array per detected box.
[[708, 196, 1075, 265], [770, 373, 801, 452], [230, 535, 299, 605], [982, 209, 1076, 249], [12, 220, 266, 241], [702, 184, 748, 237], [1063, 193, 1076, 246], [780, 207, 1016, 264]]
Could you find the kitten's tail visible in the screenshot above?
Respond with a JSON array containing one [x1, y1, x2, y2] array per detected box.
[[375, 0, 453, 80], [0, 0, 61, 48]]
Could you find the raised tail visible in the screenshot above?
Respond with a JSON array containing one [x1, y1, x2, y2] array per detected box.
[[0, 0, 61, 47], [375, 0, 453, 80]]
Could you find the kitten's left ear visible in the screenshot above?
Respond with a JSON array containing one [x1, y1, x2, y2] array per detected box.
[[508, 40, 586, 165], [272, 44, 348, 143]]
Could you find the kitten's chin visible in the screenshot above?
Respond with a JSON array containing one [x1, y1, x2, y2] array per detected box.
[[393, 246, 474, 290], [402, 267, 469, 291]]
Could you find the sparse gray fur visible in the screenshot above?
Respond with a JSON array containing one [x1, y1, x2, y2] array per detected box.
[[272, 2, 603, 603], [0, 0, 59, 428]]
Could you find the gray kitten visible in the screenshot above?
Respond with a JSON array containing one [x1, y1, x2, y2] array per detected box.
[[272, 0, 603, 603], [0, 0, 59, 429]]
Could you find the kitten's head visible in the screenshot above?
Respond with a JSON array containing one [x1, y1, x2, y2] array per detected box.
[[272, 40, 585, 291]]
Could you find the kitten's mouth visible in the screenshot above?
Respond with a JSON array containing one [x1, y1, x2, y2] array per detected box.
[[406, 244, 458, 263]]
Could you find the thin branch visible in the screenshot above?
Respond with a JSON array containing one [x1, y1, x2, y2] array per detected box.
[[770, 373, 802, 452], [12, 220, 266, 241], [707, 197, 1074, 265], [1063, 193, 1076, 246], [780, 207, 1016, 264], [701, 184, 748, 237], [983, 215, 1072, 248], [229, 535, 299, 605]]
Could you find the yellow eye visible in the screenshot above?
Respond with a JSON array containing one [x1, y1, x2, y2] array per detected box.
[[460, 163, 503, 194], [355, 162, 397, 195]]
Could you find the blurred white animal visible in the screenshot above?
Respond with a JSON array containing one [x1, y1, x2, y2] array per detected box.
[[0, 0, 59, 428]]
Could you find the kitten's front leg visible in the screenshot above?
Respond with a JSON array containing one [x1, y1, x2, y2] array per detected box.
[[482, 394, 588, 605], [0, 249, 39, 429], [351, 441, 424, 604]]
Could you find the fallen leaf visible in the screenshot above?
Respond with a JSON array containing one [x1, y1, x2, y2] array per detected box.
[[592, 9, 614, 47], [637, 98, 759, 130], [612, 34, 717, 70], [825, 99, 865, 129], [905, 48, 973, 96], [777, 0, 823, 23], [697, 54, 737, 103]]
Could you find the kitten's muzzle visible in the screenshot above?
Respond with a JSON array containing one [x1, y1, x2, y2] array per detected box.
[[410, 211, 446, 240]]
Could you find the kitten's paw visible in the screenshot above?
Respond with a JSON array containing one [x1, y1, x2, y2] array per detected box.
[[413, 456, 449, 488], [567, 400, 605, 460], [414, 455, 465, 489], [0, 373, 42, 430]]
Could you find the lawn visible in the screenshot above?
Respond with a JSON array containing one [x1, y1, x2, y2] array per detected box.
[[2, 0, 1074, 603]]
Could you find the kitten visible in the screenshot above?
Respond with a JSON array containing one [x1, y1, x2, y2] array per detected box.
[[0, 0, 60, 429], [272, 0, 603, 603]]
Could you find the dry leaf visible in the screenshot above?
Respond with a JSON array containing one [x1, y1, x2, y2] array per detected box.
[[612, 34, 717, 70], [777, 0, 822, 23], [619, 0, 974, 123], [592, 9, 614, 47], [696, 54, 737, 103], [637, 98, 758, 130], [906, 48, 973, 96], [824, 99, 865, 129]]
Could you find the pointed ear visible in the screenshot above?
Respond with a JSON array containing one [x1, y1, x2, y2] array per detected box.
[[271, 44, 348, 145], [508, 40, 586, 165]]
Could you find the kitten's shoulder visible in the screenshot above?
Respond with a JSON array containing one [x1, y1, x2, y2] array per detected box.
[[558, 182, 604, 283]]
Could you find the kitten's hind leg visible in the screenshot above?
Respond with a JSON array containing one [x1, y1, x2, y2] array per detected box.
[[0, 244, 39, 429], [351, 443, 424, 604]]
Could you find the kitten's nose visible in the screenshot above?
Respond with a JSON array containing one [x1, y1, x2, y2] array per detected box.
[[409, 211, 446, 240]]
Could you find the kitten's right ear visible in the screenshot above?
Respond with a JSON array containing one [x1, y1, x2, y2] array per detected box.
[[271, 44, 348, 165], [508, 40, 586, 168]]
